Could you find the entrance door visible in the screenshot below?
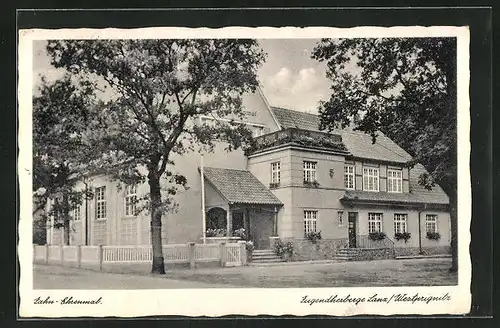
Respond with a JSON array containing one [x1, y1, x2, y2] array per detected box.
[[348, 212, 357, 248]]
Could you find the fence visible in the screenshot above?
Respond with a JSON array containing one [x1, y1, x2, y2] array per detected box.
[[33, 241, 246, 270]]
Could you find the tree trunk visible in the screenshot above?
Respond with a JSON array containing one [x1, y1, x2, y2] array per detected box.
[[149, 174, 165, 274], [449, 193, 458, 272]]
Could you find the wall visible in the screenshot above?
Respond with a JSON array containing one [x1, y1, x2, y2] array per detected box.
[[289, 149, 347, 239]]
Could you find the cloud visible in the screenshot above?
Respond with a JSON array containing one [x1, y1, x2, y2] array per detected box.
[[261, 66, 330, 114]]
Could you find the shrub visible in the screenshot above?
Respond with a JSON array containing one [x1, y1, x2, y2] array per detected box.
[[368, 231, 386, 241], [426, 232, 441, 240], [233, 228, 246, 240], [394, 232, 411, 243], [245, 241, 255, 252], [305, 231, 322, 244], [273, 240, 294, 258]]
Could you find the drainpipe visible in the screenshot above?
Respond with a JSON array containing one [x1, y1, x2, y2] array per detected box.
[[417, 204, 427, 255], [83, 177, 89, 246]]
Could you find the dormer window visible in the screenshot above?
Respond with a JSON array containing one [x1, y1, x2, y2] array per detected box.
[[387, 169, 403, 193], [363, 167, 379, 192]]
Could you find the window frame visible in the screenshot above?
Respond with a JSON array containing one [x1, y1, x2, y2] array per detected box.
[[368, 212, 383, 233], [124, 184, 137, 217], [363, 167, 380, 192], [425, 214, 438, 234], [344, 165, 355, 190], [337, 210, 344, 226], [303, 210, 318, 235], [271, 161, 281, 184], [73, 204, 81, 221], [95, 186, 107, 220], [387, 169, 403, 193], [393, 213, 408, 234], [303, 161, 317, 183]]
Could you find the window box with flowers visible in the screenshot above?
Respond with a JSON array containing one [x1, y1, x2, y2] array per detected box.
[[233, 228, 247, 240], [426, 232, 441, 241], [305, 230, 322, 244], [303, 180, 320, 188], [368, 231, 386, 241], [205, 228, 227, 237], [394, 232, 411, 243], [269, 182, 280, 189]]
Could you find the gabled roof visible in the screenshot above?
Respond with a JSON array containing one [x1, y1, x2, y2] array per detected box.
[[202, 167, 283, 206], [271, 106, 412, 164]]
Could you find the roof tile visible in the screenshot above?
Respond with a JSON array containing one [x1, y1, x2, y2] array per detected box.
[[203, 167, 283, 205]]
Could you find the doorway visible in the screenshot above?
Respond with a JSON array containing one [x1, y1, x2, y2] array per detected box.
[[348, 212, 357, 248]]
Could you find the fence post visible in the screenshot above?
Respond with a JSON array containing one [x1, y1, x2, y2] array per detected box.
[[60, 245, 64, 266], [98, 245, 103, 271], [238, 241, 247, 266], [219, 242, 226, 267], [77, 245, 82, 268], [188, 242, 196, 269], [44, 244, 49, 264]]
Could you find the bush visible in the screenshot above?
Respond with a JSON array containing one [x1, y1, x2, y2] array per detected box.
[[394, 232, 411, 243], [273, 240, 294, 259], [245, 241, 255, 252], [233, 228, 246, 240], [305, 231, 322, 244], [426, 232, 441, 240], [368, 231, 386, 241]]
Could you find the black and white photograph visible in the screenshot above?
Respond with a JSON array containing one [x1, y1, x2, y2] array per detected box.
[[18, 25, 471, 317]]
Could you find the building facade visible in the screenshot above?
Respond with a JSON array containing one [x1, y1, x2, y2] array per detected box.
[[46, 88, 451, 258]]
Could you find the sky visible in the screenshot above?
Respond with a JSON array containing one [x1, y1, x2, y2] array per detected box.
[[32, 39, 332, 114]]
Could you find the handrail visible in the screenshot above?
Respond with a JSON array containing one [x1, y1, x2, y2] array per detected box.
[[356, 234, 396, 257]]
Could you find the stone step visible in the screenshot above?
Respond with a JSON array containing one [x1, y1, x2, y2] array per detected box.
[[252, 254, 281, 260], [253, 249, 275, 253], [252, 258, 286, 263]]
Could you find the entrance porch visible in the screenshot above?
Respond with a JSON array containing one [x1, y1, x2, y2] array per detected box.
[[202, 167, 283, 250]]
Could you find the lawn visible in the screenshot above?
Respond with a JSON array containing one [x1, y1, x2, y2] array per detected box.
[[160, 258, 457, 288]]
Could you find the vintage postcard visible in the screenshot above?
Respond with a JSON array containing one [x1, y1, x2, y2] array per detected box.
[[18, 25, 471, 317]]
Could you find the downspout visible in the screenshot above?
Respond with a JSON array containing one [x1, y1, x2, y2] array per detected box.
[[83, 177, 89, 246], [417, 203, 427, 255]]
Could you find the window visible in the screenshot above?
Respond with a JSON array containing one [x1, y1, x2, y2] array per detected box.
[[125, 185, 137, 217], [73, 205, 81, 221], [337, 211, 344, 226], [425, 214, 438, 233], [304, 210, 318, 234], [95, 186, 107, 220], [271, 161, 281, 184], [344, 165, 355, 189], [387, 169, 403, 193], [251, 126, 264, 137], [363, 167, 379, 191], [368, 213, 383, 233], [393, 214, 408, 234], [303, 161, 317, 183]]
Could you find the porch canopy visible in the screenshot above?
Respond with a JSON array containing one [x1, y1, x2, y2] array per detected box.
[[202, 167, 283, 247]]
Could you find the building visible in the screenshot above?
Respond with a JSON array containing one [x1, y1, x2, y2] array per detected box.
[[45, 88, 451, 259]]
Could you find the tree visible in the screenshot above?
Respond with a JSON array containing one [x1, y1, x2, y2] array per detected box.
[[46, 39, 266, 274], [33, 75, 98, 245], [312, 37, 458, 271]]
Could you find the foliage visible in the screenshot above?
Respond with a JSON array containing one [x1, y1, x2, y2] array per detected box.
[[33, 75, 99, 245], [426, 232, 441, 240], [394, 232, 412, 243], [45, 39, 266, 273], [305, 231, 322, 244], [312, 37, 457, 271], [368, 231, 387, 241], [233, 228, 247, 240], [303, 180, 320, 188], [269, 182, 280, 189], [205, 228, 227, 237], [245, 240, 255, 252], [273, 240, 294, 259]]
